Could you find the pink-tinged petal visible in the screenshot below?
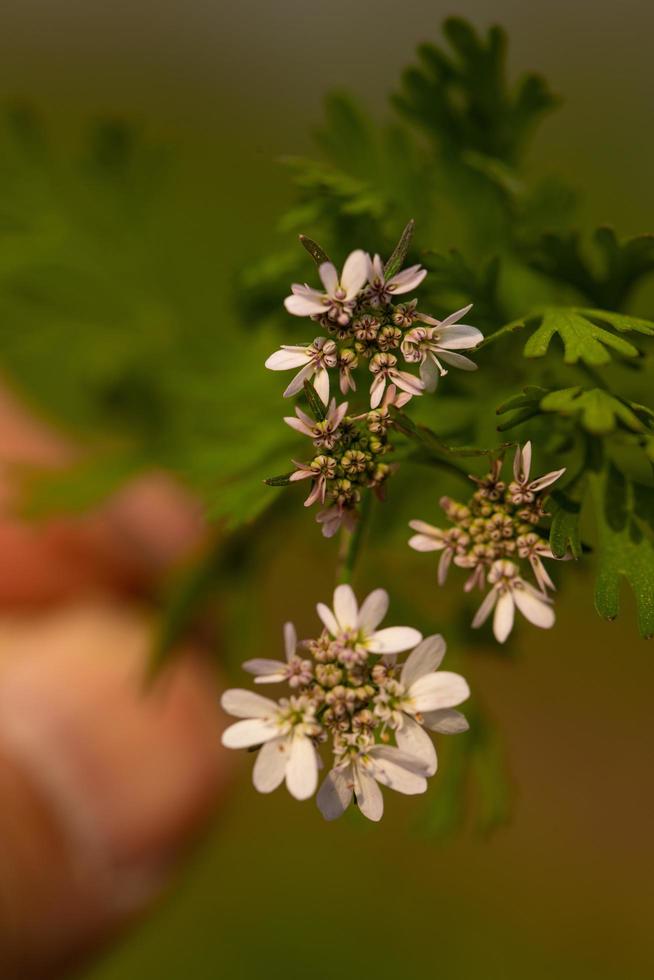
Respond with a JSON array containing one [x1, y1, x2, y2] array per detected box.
[[369, 373, 386, 409], [284, 294, 326, 316], [295, 406, 314, 428], [409, 535, 441, 556], [221, 718, 278, 749], [513, 586, 555, 629], [353, 762, 384, 821], [472, 588, 498, 629], [367, 745, 431, 776], [332, 401, 349, 427], [422, 708, 470, 734], [493, 591, 515, 643], [242, 658, 287, 681], [285, 735, 318, 800], [514, 442, 532, 482], [393, 370, 425, 396], [303, 481, 323, 508], [368, 253, 384, 282], [265, 348, 311, 370], [284, 621, 297, 661], [341, 249, 368, 298], [313, 366, 330, 405], [318, 261, 338, 295], [283, 362, 316, 398], [367, 625, 423, 655], [252, 736, 289, 792], [395, 715, 437, 776], [438, 303, 473, 328], [316, 601, 340, 636], [437, 350, 478, 371], [366, 748, 429, 794], [317, 766, 353, 820], [400, 634, 446, 687], [530, 555, 555, 592], [438, 548, 453, 585], [436, 325, 484, 349], [419, 355, 439, 392], [317, 508, 342, 538], [409, 671, 470, 711], [529, 468, 566, 492], [220, 688, 278, 719], [387, 264, 427, 294], [284, 415, 313, 436], [358, 588, 389, 633], [408, 519, 441, 536], [333, 583, 359, 631], [395, 390, 412, 408]]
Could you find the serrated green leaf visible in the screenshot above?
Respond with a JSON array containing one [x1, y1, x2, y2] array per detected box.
[[540, 387, 647, 435], [549, 491, 582, 559], [523, 308, 641, 365]]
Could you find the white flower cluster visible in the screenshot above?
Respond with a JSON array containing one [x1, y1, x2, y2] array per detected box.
[[409, 442, 567, 643], [265, 249, 483, 407], [221, 585, 470, 822]]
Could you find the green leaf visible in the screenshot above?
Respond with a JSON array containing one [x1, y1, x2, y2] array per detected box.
[[591, 468, 654, 638], [264, 472, 294, 487], [549, 491, 583, 559], [299, 234, 332, 268], [384, 219, 415, 279], [303, 378, 327, 417], [540, 387, 649, 436]]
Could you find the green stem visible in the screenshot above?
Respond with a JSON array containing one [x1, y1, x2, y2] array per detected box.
[[337, 494, 372, 584]]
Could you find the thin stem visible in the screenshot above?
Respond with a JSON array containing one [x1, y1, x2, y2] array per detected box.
[[337, 494, 372, 584]]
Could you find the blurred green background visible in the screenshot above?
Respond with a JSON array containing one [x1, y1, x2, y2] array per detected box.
[[1, 1, 653, 977]]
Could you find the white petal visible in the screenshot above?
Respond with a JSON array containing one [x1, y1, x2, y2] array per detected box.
[[409, 671, 470, 711], [401, 634, 446, 687], [419, 356, 439, 392], [285, 735, 319, 800], [438, 303, 473, 328], [242, 658, 287, 680], [529, 468, 566, 492], [395, 715, 437, 776], [313, 367, 330, 405], [316, 601, 340, 636], [332, 401, 349, 427], [408, 533, 443, 552], [422, 708, 470, 734], [318, 261, 338, 295], [358, 588, 389, 633], [436, 324, 484, 349], [221, 718, 278, 749], [353, 763, 384, 821], [367, 625, 423, 655], [437, 350, 478, 371], [472, 588, 498, 629], [438, 548, 453, 585], [366, 749, 428, 795], [283, 362, 316, 398], [220, 688, 278, 719], [284, 621, 297, 661], [387, 264, 427, 294], [316, 767, 353, 821], [493, 591, 515, 643], [252, 736, 289, 792], [369, 373, 386, 408], [392, 370, 425, 396], [513, 586, 555, 629], [284, 294, 326, 316], [367, 745, 431, 775], [265, 348, 311, 370], [408, 519, 441, 536], [284, 415, 313, 436], [333, 584, 359, 631], [514, 441, 531, 482], [340, 249, 368, 298]]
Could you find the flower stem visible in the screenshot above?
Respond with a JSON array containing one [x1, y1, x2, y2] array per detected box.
[[337, 494, 372, 584]]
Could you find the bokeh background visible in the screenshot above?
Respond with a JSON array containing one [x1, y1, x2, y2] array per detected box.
[[0, 1, 653, 977]]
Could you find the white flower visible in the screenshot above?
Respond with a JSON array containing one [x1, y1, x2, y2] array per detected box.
[[316, 745, 430, 822], [408, 520, 469, 585], [401, 304, 483, 392], [366, 253, 427, 307], [508, 441, 565, 505], [265, 337, 337, 403], [243, 622, 313, 688], [284, 398, 348, 450], [315, 504, 357, 538], [221, 689, 321, 800], [316, 584, 422, 655], [289, 454, 336, 508], [472, 559, 555, 643], [516, 532, 559, 592], [284, 250, 368, 324], [369, 352, 424, 409]]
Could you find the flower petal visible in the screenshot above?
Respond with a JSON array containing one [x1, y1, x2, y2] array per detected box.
[[284, 621, 297, 661], [367, 626, 423, 655], [471, 588, 498, 629], [366, 748, 428, 795], [285, 735, 319, 800], [318, 261, 338, 295], [265, 348, 311, 370], [283, 362, 316, 398], [419, 356, 439, 392], [313, 366, 330, 405], [513, 586, 555, 629], [529, 468, 566, 492], [316, 602, 340, 636], [409, 671, 470, 711], [437, 303, 473, 328], [221, 718, 278, 749], [369, 373, 386, 409], [284, 415, 313, 436], [493, 591, 515, 643], [514, 441, 531, 482], [395, 715, 437, 776], [387, 264, 427, 294], [408, 519, 441, 536], [438, 548, 453, 585], [358, 588, 389, 633], [408, 533, 443, 552], [437, 350, 478, 371], [400, 634, 446, 687], [284, 294, 326, 316], [422, 708, 470, 734], [220, 688, 278, 719], [333, 583, 359, 631], [436, 324, 484, 349], [242, 658, 287, 682], [340, 249, 368, 298], [316, 766, 353, 821], [353, 762, 384, 821], [252, 736, 289, 792]]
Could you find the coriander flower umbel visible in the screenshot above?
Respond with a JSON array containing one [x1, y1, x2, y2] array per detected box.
[[284, 397, 348, 450], [366, 253, 427, 307], [284, 250, 368, 324], [265, 337, 337, 403], [317, 584, 422, 656], [472, 559, 554, 643], [220, 585, 471, 820], [509, 441, 566, 505]]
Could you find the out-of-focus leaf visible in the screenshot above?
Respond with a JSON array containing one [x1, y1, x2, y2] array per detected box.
[[384, 219, 415, 279]]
